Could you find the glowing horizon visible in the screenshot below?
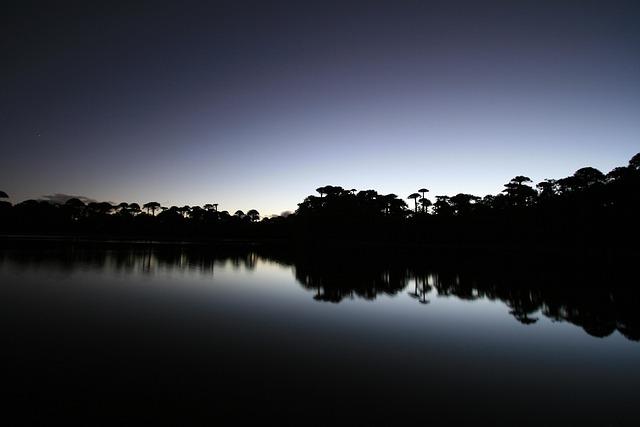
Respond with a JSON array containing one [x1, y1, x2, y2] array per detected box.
[[2, 1, 639, 216]]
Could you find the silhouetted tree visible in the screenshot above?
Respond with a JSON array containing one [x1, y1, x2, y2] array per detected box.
[[382, 194, 407, 216], [408, 193, 420, 212], [502, 176, 536, 207], [0, 191, 10, 212], [537, 180, 558, 200], [96, 202, 114, 215], [246, 209, 260, 222], [573, 167, 605, 188], [143, 202, 161, 215], [449, 193, 480, 216], [606, 167, 633, 183], [419, 198, 432, 213], [116, 202, 129, 214], [433, 196, 453, 216], [512, 176, 532, 186], [324, 185, 345, 197], [179, 205, 191, 218], [630, 153, 640, 170], [63, 198, 86, 221], [418, 187, 429, 200], [128, 203, 141, 215], [189, 206, 204, 220], [557, 167, 605, 193], [65, 198, 85, 208]]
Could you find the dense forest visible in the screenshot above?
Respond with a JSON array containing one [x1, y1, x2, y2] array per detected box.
[[1, 153, 639, 250]]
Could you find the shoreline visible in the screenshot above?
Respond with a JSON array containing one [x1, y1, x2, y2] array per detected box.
[[1, 233, 638, 260]]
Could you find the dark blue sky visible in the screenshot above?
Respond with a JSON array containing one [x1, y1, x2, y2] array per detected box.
[[2, 0, 639, 215]]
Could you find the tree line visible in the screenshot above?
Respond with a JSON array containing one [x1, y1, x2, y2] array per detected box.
[[1, 152, 639, 249]]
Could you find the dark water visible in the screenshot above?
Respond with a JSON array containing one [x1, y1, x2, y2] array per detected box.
[[1, 242, 639, 425]]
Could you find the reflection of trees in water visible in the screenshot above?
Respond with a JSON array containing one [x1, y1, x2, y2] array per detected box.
[[408, 273, 433, 304], [419, 271, 542, 324], [290, 257, 410, 303], [0, 243, 258, 278], [414, 266, 638, 340], [275, 250, 639, 342], [1, 242, 638, 341]]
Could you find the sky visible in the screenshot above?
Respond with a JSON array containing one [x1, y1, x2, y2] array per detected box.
[[2, 0, 639, 216]]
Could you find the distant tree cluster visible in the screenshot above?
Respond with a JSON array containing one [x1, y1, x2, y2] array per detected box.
[[290, 153, 640, 248], [296, 154, 639, 219], [1, 152, 639, 248], [0, 194, 268, 239]]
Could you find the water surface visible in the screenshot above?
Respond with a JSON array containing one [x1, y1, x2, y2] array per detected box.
[[1, 242, 639, 425]]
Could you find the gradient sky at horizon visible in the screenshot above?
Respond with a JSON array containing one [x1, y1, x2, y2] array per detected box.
[[2, 0, 639, 215]]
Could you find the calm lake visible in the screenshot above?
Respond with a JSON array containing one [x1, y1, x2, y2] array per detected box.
[[2, 241, 639, 425]]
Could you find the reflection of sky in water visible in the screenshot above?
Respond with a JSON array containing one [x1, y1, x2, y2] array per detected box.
[[2, 247, 640, 423], [3, 251, 637, 351]]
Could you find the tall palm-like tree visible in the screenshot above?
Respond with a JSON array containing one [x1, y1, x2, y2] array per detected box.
[[203, 203, 219, 213], [143, 201, 161, 215], [418, 188, 429, 201], [419, 198, 432, 213], [408, 193, 421, 212]]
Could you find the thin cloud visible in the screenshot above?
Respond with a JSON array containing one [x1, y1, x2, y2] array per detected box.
[[40, 193, 97, 205]]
